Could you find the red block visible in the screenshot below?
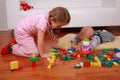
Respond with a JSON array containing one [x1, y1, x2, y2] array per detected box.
[[71, 54, 77, 58], [84, 62, 90, 67], [107, 52, 114, 58], [32, 62, 36, 68]]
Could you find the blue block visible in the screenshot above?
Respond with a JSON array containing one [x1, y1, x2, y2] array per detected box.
[[102, 50, 107, 53], [114, 48, 120, 53]]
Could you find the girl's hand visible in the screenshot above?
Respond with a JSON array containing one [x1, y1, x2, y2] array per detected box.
[[41, 53, 52, 58]]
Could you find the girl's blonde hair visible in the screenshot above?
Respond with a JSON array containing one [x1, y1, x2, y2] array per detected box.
[[49, 7, 71, 24]]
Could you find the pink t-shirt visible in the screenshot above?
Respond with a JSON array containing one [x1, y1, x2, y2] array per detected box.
[[16, 13, 49, 35]]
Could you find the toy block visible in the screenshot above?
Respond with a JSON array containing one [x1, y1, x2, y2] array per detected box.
[[10, 61, 19, 70], [114, 48, 120, 53], [32, 62, 36, 68], [93, 62, 102, 67], [47, 63, 52, 69], [117, 60, 120, 64], [51, 46, 59, 52], [102, 48, 113, 51], [107, 57, 111, 60], [30, 52, 39, 62], [54, 53, 60, 57], [82, 54, 87, 59], [62, 55, 67, 60], [74, 64, 81, 69], [107, 52, 114, 58], [103, 54, 107, 58], [67, 47, 76, 52], [113, 62, 119, 66], [90, 62, 94, 67], [88, 55, 94, 60], [29, 52, 39, 68], [71, 53, 78, 59], [47, 55, 56, 69], [51, 56, 56, 63], [115, 52, 120, 58], [105, 60, 113, 67], [84, 62, 90, 67], [89, 59, 93, 62], [94, 56, 99, 61], [102, 50, 107, 54], [47, 58, 52, 69], [80, 62, 84, 67], [99, 57, 105, 62], [77, 55, 80, 58], [30, 57, 39, 62]]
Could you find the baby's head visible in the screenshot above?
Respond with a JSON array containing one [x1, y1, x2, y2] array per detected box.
[[80, 27, 94, 41], [49, 7, 71, 29]]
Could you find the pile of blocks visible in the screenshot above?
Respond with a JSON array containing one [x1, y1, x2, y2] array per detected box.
[[48, 47, 120, 69]]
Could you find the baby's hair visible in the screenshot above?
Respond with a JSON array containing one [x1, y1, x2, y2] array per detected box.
[[49, 7, 71, 24]]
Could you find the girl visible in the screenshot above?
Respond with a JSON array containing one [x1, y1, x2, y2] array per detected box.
[[1, 7, 71, 58]]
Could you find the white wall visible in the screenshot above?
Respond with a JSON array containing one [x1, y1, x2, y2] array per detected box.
[[0, 0, 120, 30], [0, 0, 8, 30]]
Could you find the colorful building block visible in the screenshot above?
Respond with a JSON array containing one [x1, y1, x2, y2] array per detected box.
[[74, 64, 81, 69], [47, 55, 56, 69], [29, 52, 39, 68], [10, 61, 19, 71]]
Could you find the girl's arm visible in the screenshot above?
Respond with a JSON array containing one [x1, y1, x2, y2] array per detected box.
[[37, 29, 45, 56]]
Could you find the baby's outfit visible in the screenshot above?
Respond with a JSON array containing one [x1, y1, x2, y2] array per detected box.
[[71, 30, 115, 49], [12, 13, 49, 57], [90, 30, 115, 49]]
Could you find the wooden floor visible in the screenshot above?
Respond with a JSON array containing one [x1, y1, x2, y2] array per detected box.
[[0, 28, 120, 80]]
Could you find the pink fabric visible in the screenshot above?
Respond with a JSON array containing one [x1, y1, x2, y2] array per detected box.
[[12, 13, 49, 57]]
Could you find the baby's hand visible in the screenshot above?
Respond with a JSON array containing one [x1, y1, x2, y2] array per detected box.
[[41, 53, 52, 58], [71, 41, 77, 48]]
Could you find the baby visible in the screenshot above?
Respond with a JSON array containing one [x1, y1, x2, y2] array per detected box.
[[71, 27, 115, 49]]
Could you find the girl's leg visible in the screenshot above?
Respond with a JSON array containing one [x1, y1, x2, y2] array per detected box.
[[12, 29, 39, 57], [0, 38, 16, 55], [12, 36, 39, 57]]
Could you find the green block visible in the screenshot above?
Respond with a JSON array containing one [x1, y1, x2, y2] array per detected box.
[[54, 53, 60, 57], [89, 59, 93, 62], [67, 56, 72, 60], [99, 57, 105, 61], [117, 60, 120, 64], [89, 55, 94, 60], [82, 54, 87, 58], [30, 57, 39, 62], [107, 63, 113, 67], [62, 56, 67, 61], [74, 65, 81, 69], [102, 48, 113, 51], [106, 61, 113, 67]]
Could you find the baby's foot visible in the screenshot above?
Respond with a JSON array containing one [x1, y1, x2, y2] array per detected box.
[[41, 53, 52, 58]]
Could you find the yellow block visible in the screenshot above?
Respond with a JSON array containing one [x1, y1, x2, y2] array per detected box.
[[10, 61, 18, 70], [32, 52, 35, 58], [113, 62, 119, 66]]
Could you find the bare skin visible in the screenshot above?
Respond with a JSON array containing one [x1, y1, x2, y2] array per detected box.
[[37, 20, 67, 58], [79, 27, 94, 41], [71, 27, 94, 47]]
